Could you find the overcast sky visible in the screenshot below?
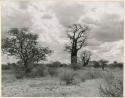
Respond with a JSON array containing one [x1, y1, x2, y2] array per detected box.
[[1, 0, 124, 64]]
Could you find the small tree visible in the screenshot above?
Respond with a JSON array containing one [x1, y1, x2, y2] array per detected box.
[[80, 50, 91, 67], [65, 24, 89, 64], [2, 28, 52, 74], [92, 61, 100, 68], [99, 59, 108, 70]]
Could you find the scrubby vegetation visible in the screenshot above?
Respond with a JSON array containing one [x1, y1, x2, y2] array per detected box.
[[2, 25, 123, 97], [99, 76, 123, 97], [60, 69, 76, 85], [48, 67, 58, 76], [2, 61, 123, 97]]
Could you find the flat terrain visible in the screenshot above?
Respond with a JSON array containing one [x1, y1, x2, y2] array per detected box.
[[2, 67, 123, 97]]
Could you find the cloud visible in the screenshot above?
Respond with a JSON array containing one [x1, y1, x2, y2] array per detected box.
[[1, 0, 32, 38], [52, 1, 85, 27], [94, 14, 123, 42], [87, 38, 102, 46], [1, 1, 123, 64], [90, 40, 123, 63], [79, 2, 123, 43], [41, 14, 52, 19], [18, 0, 29, 10]]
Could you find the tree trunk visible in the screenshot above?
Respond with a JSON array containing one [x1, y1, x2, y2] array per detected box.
[[71, 49, 77, 64], [102, 66, 104, 70], [85, 58, 90, 66], [24, 61, 31, 74]]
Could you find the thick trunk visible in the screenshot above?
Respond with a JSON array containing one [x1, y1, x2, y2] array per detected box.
[[71, 39, 78, 64], [23, 61, 31, 74], [71, 56, 77, 64], [71, 49, 77, 64]]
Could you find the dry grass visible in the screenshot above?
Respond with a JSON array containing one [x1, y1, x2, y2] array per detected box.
[[60, 68, 76, 85], [99, 77, 123, 97], [2, 67, 123, 97]]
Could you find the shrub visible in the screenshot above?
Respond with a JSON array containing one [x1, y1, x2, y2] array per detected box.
[[92, 61, 100, 68], [103, 72, 114, 84], [48, 67, 58, 76], [79, 75, 86, 82], [85, 71, 103, 80], [71, 63, 82, 70], [52, 61, 61, 67], [109, 62, 123, 69], [29, 64, 47, 78], [2, 64, 11, 70], [60, 63, 68, 67], [47, 61, 62, 68], [99, 77, 123, 97], [60, 69, 76, 85], [13, 63, 24, 79]]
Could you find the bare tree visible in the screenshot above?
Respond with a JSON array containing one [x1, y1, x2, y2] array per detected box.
[[80, 50, 91, 66], [2, 28, 52, 74], [65, 24, 89, 64]]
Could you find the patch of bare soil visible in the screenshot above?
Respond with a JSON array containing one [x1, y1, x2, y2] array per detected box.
[[2, 76, 103, 97]]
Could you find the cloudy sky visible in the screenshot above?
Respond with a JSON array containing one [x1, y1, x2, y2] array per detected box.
[[1, 0, 124, 64]]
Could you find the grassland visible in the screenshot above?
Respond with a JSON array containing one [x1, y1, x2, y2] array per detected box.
[[2, 67, 123, 97]]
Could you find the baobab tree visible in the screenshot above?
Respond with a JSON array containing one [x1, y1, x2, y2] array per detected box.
[[65, 24, 89, 64], [80, 50, 91, 66], [2, 28, 52, 74]]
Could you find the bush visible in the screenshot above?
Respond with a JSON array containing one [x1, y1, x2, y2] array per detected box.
[[71, 63, 82, 70], [85, 71, 103, 80], [60, 63, 68, 67], [29, 64, 47, 78], [92, 61, 100, 68], [60, 69, 76, 85], [99, 77, 123, 97], [47, 61, 62, 68], [48, 67, 58, 76], [2, 64, 11, 70], [12, 63, 24, 79], [109, 62, 123, 69], [79, 75, 86, 82]]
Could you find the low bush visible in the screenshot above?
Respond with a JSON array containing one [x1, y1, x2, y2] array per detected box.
[[70, 63, 82, 70], [85, 71, 103, 80], [60, 69, 76, 85], [77, 70, 106, 82], [13, 63, 24, 79], [60, 63, 68, 67], [2, 64, 11, 70], [79, 75, 86, 82], [109, 63, 123, 69], [47, 61, 62, 68], [48, 67, 58, 76], [29, 64, 47, 78], [99, 77, 123, 97]]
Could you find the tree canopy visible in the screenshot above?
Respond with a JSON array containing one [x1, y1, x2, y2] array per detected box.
[[2, 28, 52, 73]]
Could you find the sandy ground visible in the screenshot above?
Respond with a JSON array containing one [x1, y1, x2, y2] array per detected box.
[[2, 70, 104, 97]]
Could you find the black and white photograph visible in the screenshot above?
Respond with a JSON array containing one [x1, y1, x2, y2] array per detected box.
[[1, 0, 124, 97]]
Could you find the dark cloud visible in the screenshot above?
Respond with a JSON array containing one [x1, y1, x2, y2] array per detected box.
[[1, 2, 32, 38], [52, 2, 85, 27], [95, 14, 123, 42], [83, 14, 123, 43]]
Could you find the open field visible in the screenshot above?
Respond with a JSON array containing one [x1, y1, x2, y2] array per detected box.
[[2, 67, 123, 97]]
